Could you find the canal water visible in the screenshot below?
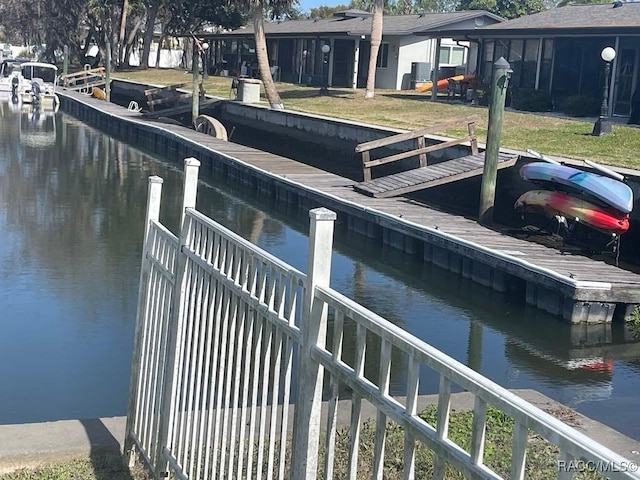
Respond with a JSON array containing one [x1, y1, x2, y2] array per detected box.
[[1, 102, 639, 442]]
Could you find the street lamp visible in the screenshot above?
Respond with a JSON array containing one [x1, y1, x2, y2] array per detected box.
[[202, 42, 209, 80], [319, 43, 331, 95], [592, 46, 616, 136]]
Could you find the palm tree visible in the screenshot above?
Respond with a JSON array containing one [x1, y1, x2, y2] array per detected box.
[[118, 0, 129, 65], [365, 0, 383, 99], [248, 0, 284, 110]]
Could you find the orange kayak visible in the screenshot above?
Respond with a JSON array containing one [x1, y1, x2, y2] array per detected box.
[[415, 73, 474, 93]]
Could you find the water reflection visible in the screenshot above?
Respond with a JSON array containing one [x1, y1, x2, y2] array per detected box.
[[20, 105, 56, 148], [0, 103, 638, 442]]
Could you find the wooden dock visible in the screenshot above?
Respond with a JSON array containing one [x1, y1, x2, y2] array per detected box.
[[56, 90, 640, 324], [353, 116, 518, 198], [354, 152, 518, 197]]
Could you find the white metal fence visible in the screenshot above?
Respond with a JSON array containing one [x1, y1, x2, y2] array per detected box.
[[124, 158, 640, 480]]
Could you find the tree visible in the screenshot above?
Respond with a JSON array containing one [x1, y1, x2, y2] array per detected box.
[[457, 0, 545, 19], [139, 0, 162, 69], [413, 0, 459, 12], [237, 0, 298, 110], [308, 5, 350, 18], [118, 0, 130, 65], [250, 1, 284, 109], [556, 0, 600, 6], [165, 0, 245, 35], [389, 0, 413, 14], [364, 0, 383, 98]]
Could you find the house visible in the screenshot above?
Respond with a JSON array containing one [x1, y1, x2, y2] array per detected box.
[[426, 1, 640, 119], [200, 10, 503, 91]]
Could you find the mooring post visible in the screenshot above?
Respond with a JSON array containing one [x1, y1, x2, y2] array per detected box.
[[63, 45, 69, 76], [105, 40, 111, 102], [192, 40, 199, 126], [291, 207, 337, 480], [478, 57, 511, 226]]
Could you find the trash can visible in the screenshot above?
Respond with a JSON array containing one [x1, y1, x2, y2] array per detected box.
[[237, 78, 262, 103]]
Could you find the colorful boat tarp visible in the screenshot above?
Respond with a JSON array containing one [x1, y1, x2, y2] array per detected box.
[[515, 189, 630, 235]]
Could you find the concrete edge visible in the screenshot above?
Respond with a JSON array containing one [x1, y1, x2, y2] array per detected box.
[[0, 416, 125, 475]]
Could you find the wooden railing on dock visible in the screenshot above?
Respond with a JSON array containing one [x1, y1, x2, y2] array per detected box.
[[354, 116, 518, 198], [356, 115, 479, 182], [144, 81, 204, 112], [59, 67, 106, 92]]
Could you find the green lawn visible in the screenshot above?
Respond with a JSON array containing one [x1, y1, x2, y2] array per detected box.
[[1, 407, 607, 480], [0, 458, 147, 480], [110, 67, 640, 170]]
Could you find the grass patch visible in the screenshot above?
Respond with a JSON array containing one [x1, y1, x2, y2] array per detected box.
[[0, 457, 148, 480], [110, 68, 640, 170], [318, 405, 606, 479]]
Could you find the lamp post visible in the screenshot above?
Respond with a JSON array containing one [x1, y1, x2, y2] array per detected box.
[[592, 46, 616, 136], [202, 42, 209, 80], [319, 43, 330, 95]]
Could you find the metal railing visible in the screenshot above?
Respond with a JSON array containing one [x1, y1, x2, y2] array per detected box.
[[124, 158, 640, 480]]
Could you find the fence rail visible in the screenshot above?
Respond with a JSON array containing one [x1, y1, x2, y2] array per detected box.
[[124, 158, 640, 480]]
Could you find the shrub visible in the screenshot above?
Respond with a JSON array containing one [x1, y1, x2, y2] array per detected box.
[[511, 88, 553, 112], [561, 94, 601, 117]]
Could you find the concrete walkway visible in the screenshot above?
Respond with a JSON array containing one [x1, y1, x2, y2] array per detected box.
[[0, 416, 125, 475], [1, 389, 639, 475]]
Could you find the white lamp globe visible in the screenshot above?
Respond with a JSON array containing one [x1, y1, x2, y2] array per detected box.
[[321, 44, 330, 54], [601, 47, 616, 62], [202, 42, 209, 50]]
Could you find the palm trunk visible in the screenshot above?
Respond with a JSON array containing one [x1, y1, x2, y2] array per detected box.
[[118, 0, 129, 65], [123, 17, 143, 67], [365, 0, 384, 99], [252, 2, 283, 110], [140, 0, 160, 69]]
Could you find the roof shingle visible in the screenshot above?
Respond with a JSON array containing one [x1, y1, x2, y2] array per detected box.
[[215, 11, 503, 37], [482, 2, 640, 31]]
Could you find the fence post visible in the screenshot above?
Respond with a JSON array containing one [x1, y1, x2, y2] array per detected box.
[[154, 158, 200, 479], [124, 175, 164, 466], [291, 207, 337, 480]]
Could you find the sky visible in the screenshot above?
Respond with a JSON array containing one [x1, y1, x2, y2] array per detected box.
[[298, 0, 347, 13]]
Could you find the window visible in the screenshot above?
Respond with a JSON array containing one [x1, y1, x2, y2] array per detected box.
[[481, 39, 541, 89], [377, 43, 389, 68], [439, 46, 465, 66], [538, 39, 553, 90]]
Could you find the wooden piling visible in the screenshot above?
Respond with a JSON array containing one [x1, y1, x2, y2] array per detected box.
[[478, 57, 511, 226]]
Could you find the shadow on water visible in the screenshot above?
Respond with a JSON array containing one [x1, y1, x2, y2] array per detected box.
[[79, 419, 140, 480]]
